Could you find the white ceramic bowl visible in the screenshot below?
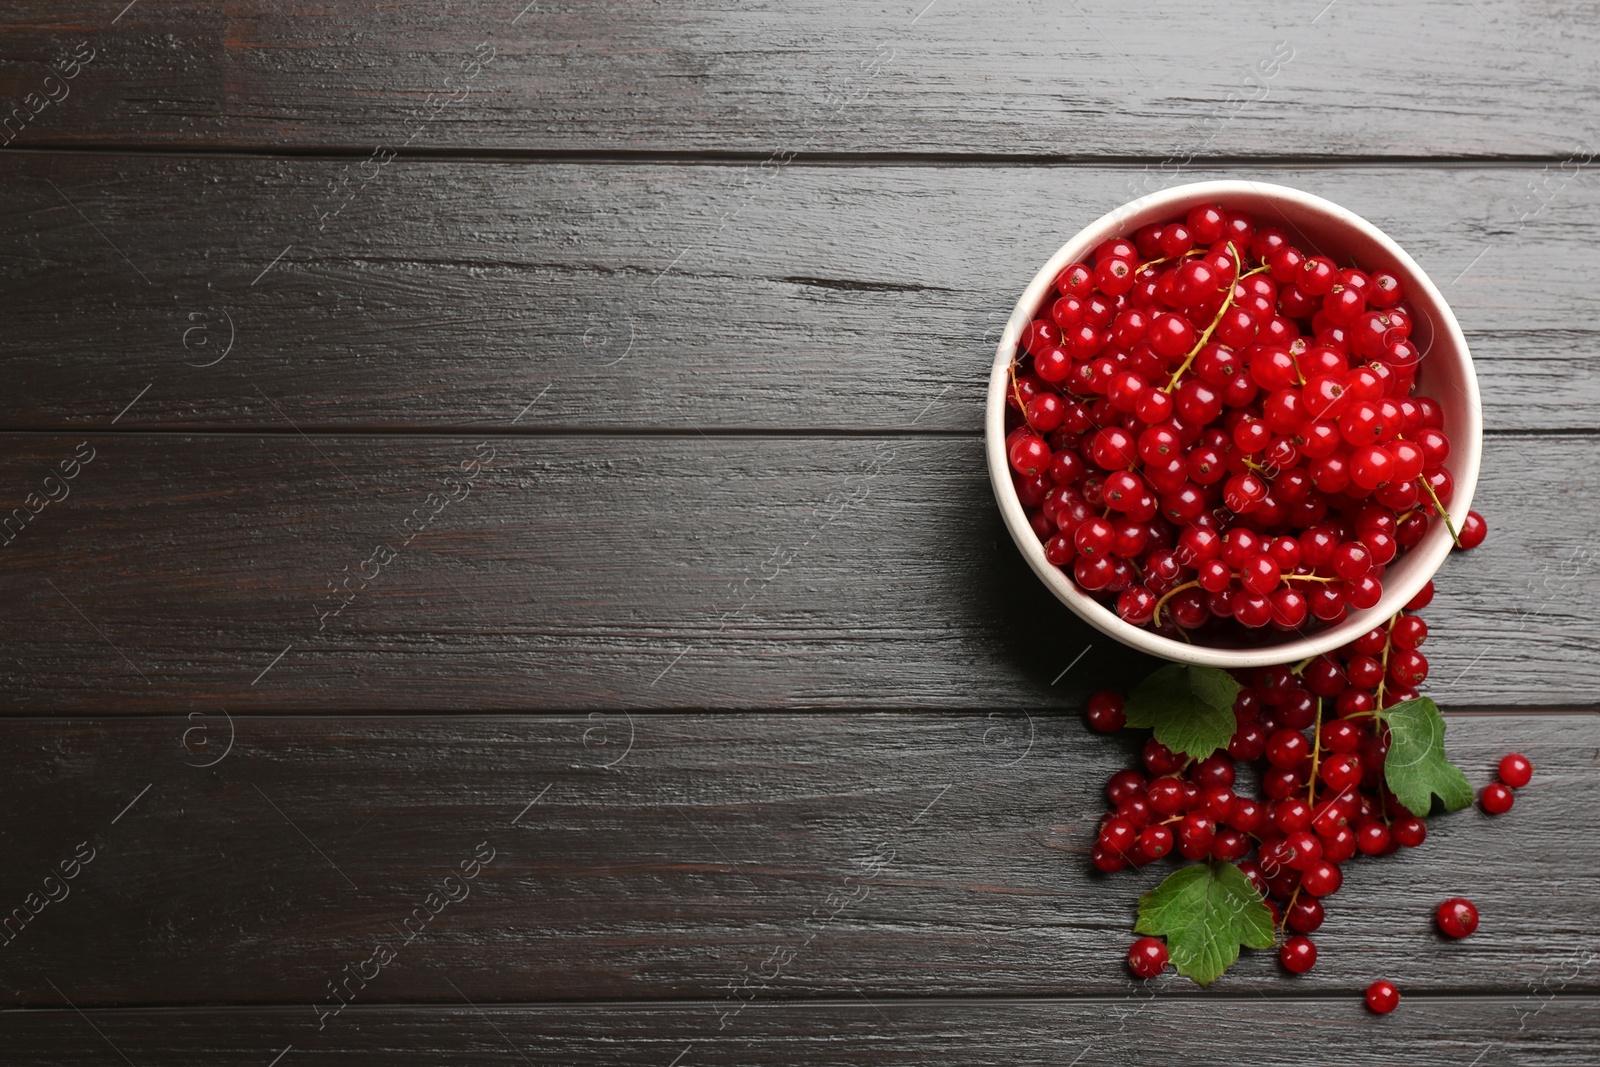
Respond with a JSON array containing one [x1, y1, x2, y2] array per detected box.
[[986, 180, 1483, 669]]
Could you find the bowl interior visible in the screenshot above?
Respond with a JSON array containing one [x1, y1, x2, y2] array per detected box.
[[987, 180, 1483, 669]]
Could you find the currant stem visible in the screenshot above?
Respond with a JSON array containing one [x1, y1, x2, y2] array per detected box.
[[1374, 613, 1399, 709], [1306, 696, 1324, 808], [1162, 243, 1245, 394], [1150, 579, 1202, 627], [1416, 476, 1463, 548], [1278, 884, 1302, 938], [1135, 248, 1207, 273]]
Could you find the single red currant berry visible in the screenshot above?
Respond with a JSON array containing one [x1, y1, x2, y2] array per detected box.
[[1355, 819, 1391, 855], [1405, 580, 1435, 611], [1367, 270, 1403, 307], [1266, 728, 1310, 770], [1095, 257, 1137, 296], [1008, 434, 1051, 477], [1098, 816, 1138, 856], [1228, 723, 1267, 764], [1318, 753, 1363, 794], [1321, 824, 1358, 864], [1177, 812, 1218, 860], [1390, 613, 1427, 651], [1284, 830, 1323, 871], [1075, 517, 1115, 559], [1332, 541, 1372, 579], [1117, 585, 1157, 625], [1273, 797, 1314, 834], [1135, 388, 1174, 423], [1388, 649, 1429, 687], [1210, 827, 1250, 862], [1498, 753, 1534, 789], [1262, 765, 1307, 800], [1269, 588, 1309, 629], [1238, 860, 1268, 898], [1287, 895, 1325, 934], [1090, 426, 1139, 470], [1147, 777, 1187, 816], [1190, 754, 1236, 789], [1280, 935, 1317, 974], [1034, 345, 1072, 383], [1149, 312, 1197, 358], [1143, 738, 1184, 776], [1343, 573, 1384, 611], [1127, 936, 1168, 979], [1138, 823, 1174, 859], [1436, 897, 1479, 939], [1457, 510, 1488, 550], [1025, 392, 1066, 432], [1239, 553, 1282, 594], [1055, 262, 1094, 298], [1299, 255, 1338, 296], [1392, 816, 1427, 848], [1105, 770, 1146, 809], [1090, 843, 1126, 873], [1320, 719, 1362, 754], [1227, 795, 1267, 834], [1157, 225, 1194, 258], [1365, 980, 1401, 1014], [1480, 781, 1515, 815], [1085, 691, 1125, 733], [1116, 796, 1152, 829], [1301, 860, 1343, 897]]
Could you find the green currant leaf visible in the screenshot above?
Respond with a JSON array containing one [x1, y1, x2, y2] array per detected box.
[[1134, 861, 1274, 988], [1121, 664, 1241, 759], [1378, 696, 1474, 817]]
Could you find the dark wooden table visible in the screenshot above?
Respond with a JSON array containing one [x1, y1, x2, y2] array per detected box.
[[0, 2, 1596, 1063]]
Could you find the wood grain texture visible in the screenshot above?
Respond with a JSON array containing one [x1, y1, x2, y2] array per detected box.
[[3, 997, 1599, 1066], [2, 156, 1595, 432], [0, 713, 1591, 1008], [0, 432, 1588, 712], [0, 2, 1596, 157]]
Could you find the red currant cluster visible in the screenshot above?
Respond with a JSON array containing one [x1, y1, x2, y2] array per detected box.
[[1481, 751, 1533, 815], [1006, 205, 1473, 638], [1087, 588, 1527, 1000]]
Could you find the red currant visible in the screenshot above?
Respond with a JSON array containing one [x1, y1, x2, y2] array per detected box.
[[1498, 753, 1533, 789], [1436, 897, 1479, 939], [1457, 510, 1488, 550], [1365, 980, 1400, 1013], [1280, 935, 1317, 974], [1480, 782, 1515, 815], [1085, 691, 1125, 733], [1127, 937, 1168, 979]]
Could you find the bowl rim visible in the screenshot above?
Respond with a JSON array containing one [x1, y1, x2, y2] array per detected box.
[[986, 179, 1483, 669]]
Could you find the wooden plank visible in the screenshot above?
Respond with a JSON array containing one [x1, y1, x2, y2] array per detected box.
[[2, 157, 1593, 433], [0, 2, 1595, 157], [3, 996, 1599, 1066], [0, 432, 1588, 711], [0, 712, 1590, 1008]]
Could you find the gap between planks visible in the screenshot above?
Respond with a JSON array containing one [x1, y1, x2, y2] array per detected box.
[[4, 145, 1597, 169], [7, 990, 1600, 1015], [0, 427, 1587, 440], [0, 707, 1590, 722]]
